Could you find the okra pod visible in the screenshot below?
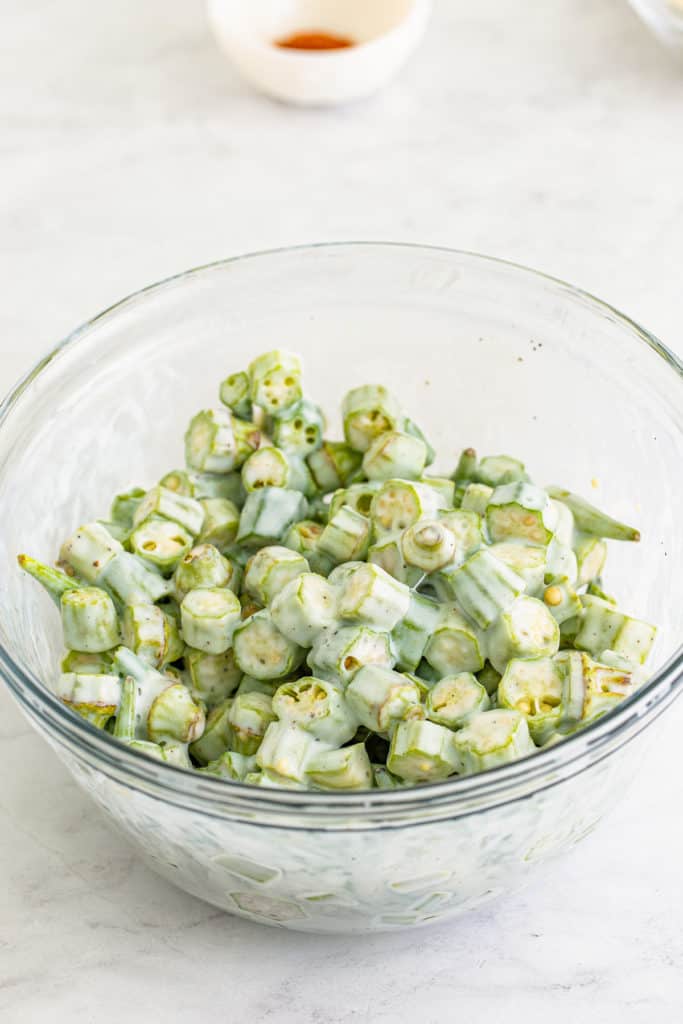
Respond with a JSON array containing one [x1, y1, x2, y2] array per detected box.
[[547, 487, 640, 542], [425, 673, 491, 729], [236, 487, 308, 549], [574, 595, 656, 666], [318, 505, 370, 564], [173, 543, 239, 601], [219, 370, 252, 419], [227, 691, 277, 754], [446, 549, 525, 630], [497, 657, 564, 743], [486, 482, 558, 546]]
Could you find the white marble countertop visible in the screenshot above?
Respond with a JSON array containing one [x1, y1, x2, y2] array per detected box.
[[1, 1, 682, 1020]]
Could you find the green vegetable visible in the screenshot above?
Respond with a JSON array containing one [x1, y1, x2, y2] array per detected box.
[[19, 349, 657, 790]]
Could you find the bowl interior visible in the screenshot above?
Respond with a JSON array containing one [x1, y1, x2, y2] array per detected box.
[[215, 0, 417, 45], [0, 244, 680, 703]]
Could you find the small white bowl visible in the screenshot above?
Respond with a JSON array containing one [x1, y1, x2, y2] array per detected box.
[[207, 0, 432, 106]]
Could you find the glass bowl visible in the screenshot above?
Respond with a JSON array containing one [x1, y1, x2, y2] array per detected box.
[[0, 243, 681, 934]]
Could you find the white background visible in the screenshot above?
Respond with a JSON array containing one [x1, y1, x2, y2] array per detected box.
[[1, 1, 682, 1021]]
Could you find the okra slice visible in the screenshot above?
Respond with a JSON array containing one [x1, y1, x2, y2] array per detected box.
[[147, 683, 205, 744], [197, 497, 240, 552], [186, 648, 241, 708], [128, 740, 192, 768], [18, 555, 120, 653], [306, 441, 363, 493], [372, 764, 407, 789], [447, 549, 525, 630], [227, 691, 277, 754], [189, 698, 234, 764], [476, 454, 527, 487], [390, 591, 442, 673], [362, 430, 427, 482], [335, 562, 410, 631], [346, 666, 421, 736], [307, 626, 394, 684], [271, 397, 325, 456], [488, 542, 546, 595], [173, 543, 238, 601], [121, 603, 182, 668], [110, 487, 146, 528], [486, 595, 560, 674], [129, 518, 194, 575], [219, 370, 252, 419], [342, 384, 404, 453], [574, 533, 608, 586], [58, 523, 123, 583], [574, 596, 657, 666], [318, 505, 370, 564], [243, 545, 310, 606], [544, 538, 578, 586], [423, 605, 485, 675], [486, 482, 557, 546], [497, 657, 564, 743], [370, 480, 444, 537], [403, 416, 435, 466], [306, 743, 373, 790], [328, 481, 381, 520], [555, 650, 634, 728], [185, 409, 260, 473], [112, 646, 175, 739], [256, 721, 329, 783], [236, 487, 308, 549], [367, 533, 423, 587], [181, 587, 241, 655], [54, 672, 121, 728], [387, 720, 460, 782], [547, 487, 640, 542], [132, 486, 205, 537], [272, 677, 357, 745], [425, 673, 491, 729], [419, 476, 455, 506], [401, 519, 456, 573], [241, 445, 314, 497], [542, 580, 582, 625], [281, 519, 334, 576], [247, 349, 303, 415], [270, 572, 338, 646], [198, 750, 257, 780], [233, 609, 305, 681], [190, 470, 246, 507], [454, 709, 536, 774], [99, 551, 171, 606], [459, 483, 493, 516], [61, 649, 113, 675]]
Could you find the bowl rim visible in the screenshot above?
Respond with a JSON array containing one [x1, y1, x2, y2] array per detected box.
[[1, 241, 682, 822], [207, 0, 432, 58]]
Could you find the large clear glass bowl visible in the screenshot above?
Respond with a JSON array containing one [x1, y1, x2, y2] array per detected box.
[[0, 243, 681, 934]]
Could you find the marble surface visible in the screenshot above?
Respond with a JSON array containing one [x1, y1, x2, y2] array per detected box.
[[1, 1, 682, 1020]]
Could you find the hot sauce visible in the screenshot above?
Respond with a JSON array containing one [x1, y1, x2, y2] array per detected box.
[[275, 31, 354, 51]]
